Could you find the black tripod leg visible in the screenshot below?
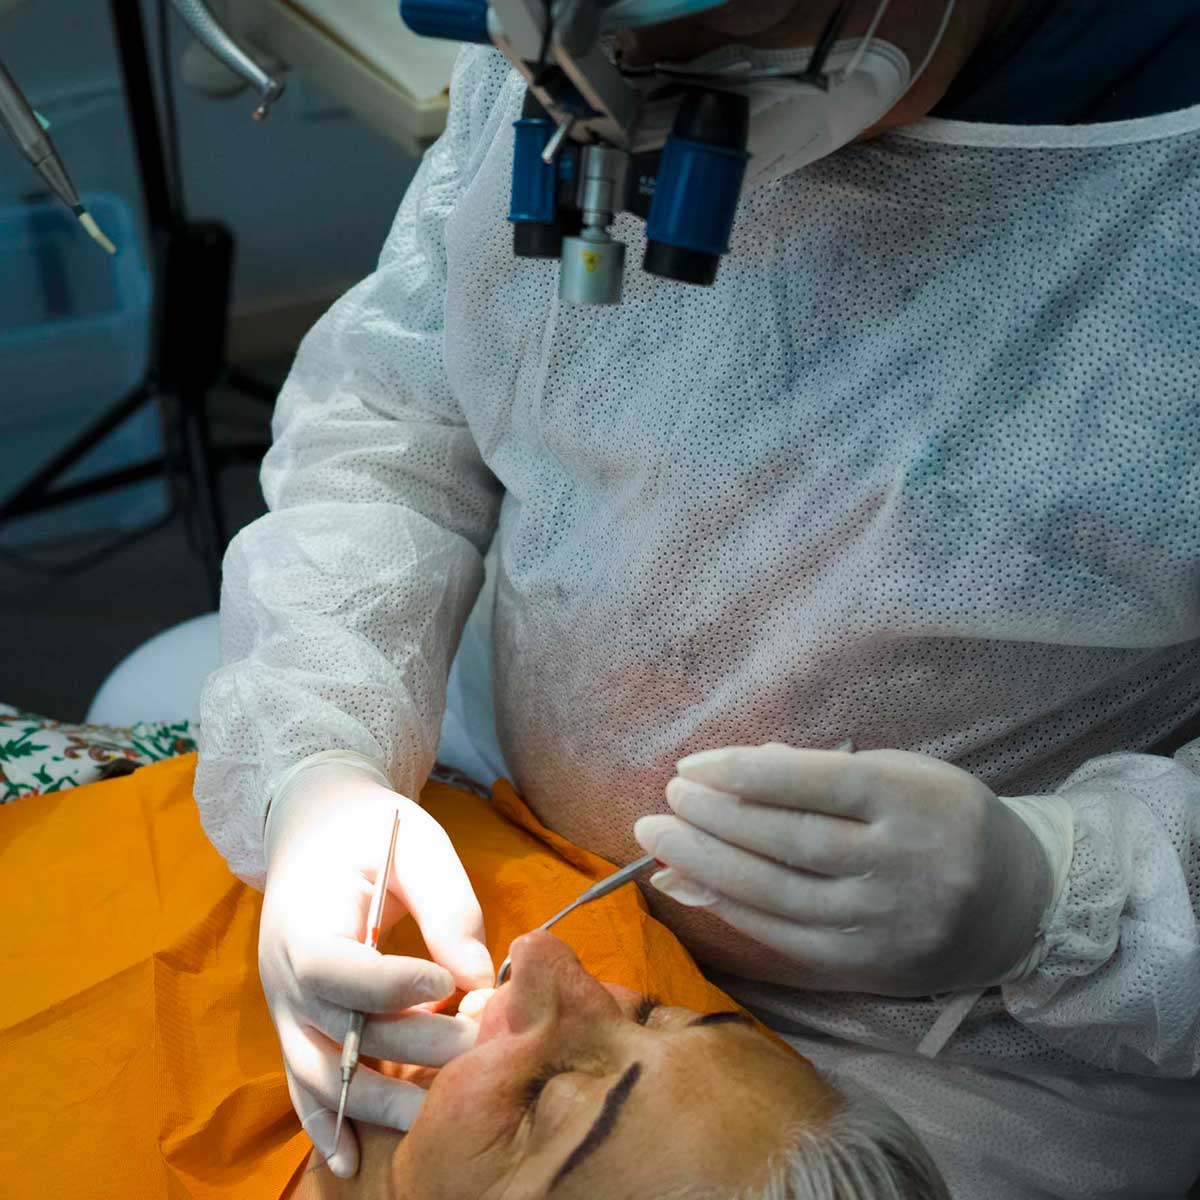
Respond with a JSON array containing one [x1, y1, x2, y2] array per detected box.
[[179, 382, 226, 607], [157, 220, 235, 606], [0, 386, 153, 524], [113, 0, 232, 605], [225, 367, 280, 407]]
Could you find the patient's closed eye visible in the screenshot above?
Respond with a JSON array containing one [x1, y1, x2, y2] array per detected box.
[[634, 996, 662, 1025], [521, 997, 660, 1117], [522, 1062, 571, 1115]]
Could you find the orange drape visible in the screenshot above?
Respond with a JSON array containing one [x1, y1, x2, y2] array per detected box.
[[0, 755, 741, 1199]]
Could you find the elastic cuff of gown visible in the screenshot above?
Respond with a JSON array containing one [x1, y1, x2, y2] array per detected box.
[[993, 793, 1077, 982], [263, 750, 395, 845], [914, 794, 1077, 1058]]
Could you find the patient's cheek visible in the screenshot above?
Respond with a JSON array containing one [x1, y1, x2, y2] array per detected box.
[[422, 1053, 495, 1122], [360, 1056, 439, 1090]]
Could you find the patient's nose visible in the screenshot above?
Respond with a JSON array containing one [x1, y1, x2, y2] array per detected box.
[[507, 931, 620, 1026], [508, 929, 589, 988]]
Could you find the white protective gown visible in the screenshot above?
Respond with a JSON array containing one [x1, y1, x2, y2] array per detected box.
[[196, 47, 1200, 1198]]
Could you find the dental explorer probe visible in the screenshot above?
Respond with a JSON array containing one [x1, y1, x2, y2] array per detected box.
[[496, 740, 855, 986], [496, 854, 661, 985], [331, 808, 403, 1164], [168, 0, 284, 120], [0, 60, 116, 254]]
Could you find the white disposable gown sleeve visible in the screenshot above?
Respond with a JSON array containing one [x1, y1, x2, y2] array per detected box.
[[194, 49, 504, 888], [1003, 740, 1200, 1078]]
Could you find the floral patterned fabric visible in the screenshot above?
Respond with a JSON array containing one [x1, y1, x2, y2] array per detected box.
[[0, 701, 480, 806], [0, 705, 196, 803]]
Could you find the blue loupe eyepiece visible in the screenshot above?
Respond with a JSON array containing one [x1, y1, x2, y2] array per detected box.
[[644, 88, 750, 287], [509, 88, 581, 259]]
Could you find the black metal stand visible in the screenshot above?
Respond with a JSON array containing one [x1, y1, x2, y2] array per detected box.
[[0, 0, 272, 607]]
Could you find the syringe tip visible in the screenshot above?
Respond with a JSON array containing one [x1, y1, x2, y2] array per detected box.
[[78, 210, 117, 255]]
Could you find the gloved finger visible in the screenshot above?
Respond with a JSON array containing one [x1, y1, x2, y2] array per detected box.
[[291, 989, 478, 1069], [295, 938, 456, 1015], [700, 892, 884, 988], [635, 814, 875, 925], [358, 1010, 480, 1067], [665, 777, 870, 875], [284, 1065, 360, 1180], [281, 1020, 429, 1134], [390, 809, 494, 992], [675, 744, 881, 819], [340, 1062, 427, 1131]]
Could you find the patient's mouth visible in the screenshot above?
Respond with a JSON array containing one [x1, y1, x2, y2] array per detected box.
[[474, 982, 525, 1046]]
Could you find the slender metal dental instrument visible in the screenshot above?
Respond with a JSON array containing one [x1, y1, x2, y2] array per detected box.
[[496, 853, 660, 985], [331, 808, 403, 1162]]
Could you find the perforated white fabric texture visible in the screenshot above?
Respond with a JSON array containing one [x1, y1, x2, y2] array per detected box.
[[197, 47, 1200, 1198]]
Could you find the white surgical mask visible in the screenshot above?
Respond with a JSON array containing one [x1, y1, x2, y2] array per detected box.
[[649, 39, 914, 189], [619, 0, 955, 190], [667, 38, 907, 187]]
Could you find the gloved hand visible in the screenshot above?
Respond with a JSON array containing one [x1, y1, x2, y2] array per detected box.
[[635, 744, 1061, 998], [260, 760, 494, 1178]]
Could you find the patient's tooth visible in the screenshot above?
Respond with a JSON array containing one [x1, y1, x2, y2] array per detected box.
[[459, 988, 496, 1020]]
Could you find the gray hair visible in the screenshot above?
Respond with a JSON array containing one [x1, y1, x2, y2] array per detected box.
[[743, 1078, 952, 1200]]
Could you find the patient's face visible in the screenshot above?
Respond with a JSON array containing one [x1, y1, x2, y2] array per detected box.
[[391, 931, 837, 1198]]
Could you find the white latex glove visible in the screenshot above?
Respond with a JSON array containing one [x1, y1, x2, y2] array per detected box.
[[260, 759, 494, 1178], [635, 744, 1061, 998]]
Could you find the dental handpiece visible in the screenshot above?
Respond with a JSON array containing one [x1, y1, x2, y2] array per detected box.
[[168, 0, 284, 120], [0, 59, 115, 254], [331, 808, 403, 1164], [496, 854, 661, 985]]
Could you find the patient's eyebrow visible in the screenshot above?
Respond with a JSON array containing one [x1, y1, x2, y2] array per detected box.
[[688, 1010, 756, 1030], [549, 1061, 643, 1189]]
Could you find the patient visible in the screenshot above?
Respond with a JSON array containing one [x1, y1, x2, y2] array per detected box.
[[296, 932, 947, 1199], [0, 754, 948, 1200]]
